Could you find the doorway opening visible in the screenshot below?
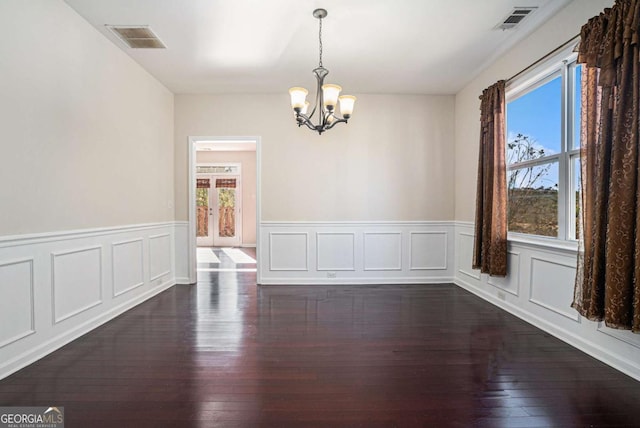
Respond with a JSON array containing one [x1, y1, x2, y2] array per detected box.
[[188, 137, 260, 283]]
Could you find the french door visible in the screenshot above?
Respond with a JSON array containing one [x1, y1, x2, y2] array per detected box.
[[196, 175, 241, 247]]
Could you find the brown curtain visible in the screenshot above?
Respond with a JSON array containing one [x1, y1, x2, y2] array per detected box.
[[573, 0, 640, 332], [473, 80, 508, 277]]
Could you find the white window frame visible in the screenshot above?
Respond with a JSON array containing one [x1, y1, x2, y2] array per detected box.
[[506, 44, 581, 244]]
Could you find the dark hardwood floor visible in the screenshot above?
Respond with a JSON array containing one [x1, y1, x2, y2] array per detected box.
[[1, 247, 640, 427]]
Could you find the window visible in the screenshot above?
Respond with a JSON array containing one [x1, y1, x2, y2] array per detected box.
[[506, 49, 581, 241]]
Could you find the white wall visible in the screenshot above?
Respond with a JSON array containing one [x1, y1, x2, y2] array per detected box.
[[0, 0, 175, 236], [453, 0, 640, 381], [175, 94, 455, 222], [196, 150, 257, 245], [0, 0, 177, 379]]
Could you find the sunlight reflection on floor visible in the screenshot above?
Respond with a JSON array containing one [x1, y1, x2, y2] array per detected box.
[[197, 247, 256, 272], [221, 247, 256, 264], [196, 247, 221, 263]]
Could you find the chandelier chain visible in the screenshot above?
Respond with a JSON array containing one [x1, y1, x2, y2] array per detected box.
[[318, 16, 323, 67]]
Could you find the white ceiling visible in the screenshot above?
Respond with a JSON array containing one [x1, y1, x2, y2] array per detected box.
[[64, 0, 571, 95]]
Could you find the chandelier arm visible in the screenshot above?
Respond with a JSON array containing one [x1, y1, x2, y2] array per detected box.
[[295, 114, 318, 131], [307, 105, 318, 120], [323, 117, 348, 130], [307, 79, 322, 120]]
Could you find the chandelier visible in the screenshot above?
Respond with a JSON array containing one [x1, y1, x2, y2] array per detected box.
[[288, 9, 356, 135]]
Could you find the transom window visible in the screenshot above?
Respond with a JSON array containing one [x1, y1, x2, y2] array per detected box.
[[506, 46, 581, 241], [196, 165, 238, 174]]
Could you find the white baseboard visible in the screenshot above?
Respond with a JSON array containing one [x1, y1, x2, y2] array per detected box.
[[455, 276, 640, 381], [0, 222, 178, 380], [259, 276, 454, 286], [453, 221, 640, 382]]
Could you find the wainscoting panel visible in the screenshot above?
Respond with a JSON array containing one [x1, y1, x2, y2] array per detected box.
[[456, 232, 480, 280], [487, 251, 520, 297], [260, 222, 455, 285], [0, 258, 34, 348], [529, 256, 579, 322], [173, 222, 191, 284], [363, 232, 401, 271], [597, 323, 640, 349], [149, 234, 171, 282], [0, 222, 177, 381], [317, 233, 355, 271], [454, 222, 640, 381], [269, 232, 309, 271], [112, 239, 144, 297], [410, 231, 447, 270], [51, 246, 103, 324]]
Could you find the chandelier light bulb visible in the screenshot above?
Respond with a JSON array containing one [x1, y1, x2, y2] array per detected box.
[[326, 113, 335, 124]]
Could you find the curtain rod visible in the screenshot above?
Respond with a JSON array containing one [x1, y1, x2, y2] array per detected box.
[[506, 34, 580, 83], [478, 34, 580, 100]]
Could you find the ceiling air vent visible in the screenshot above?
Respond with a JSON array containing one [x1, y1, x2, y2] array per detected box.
[[495, 7, 537, 30], [106, 25, 166, 49]]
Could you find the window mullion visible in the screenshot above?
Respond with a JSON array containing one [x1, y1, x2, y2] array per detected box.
[[508, 154, 561, 170], [557, 61, 569, 240]]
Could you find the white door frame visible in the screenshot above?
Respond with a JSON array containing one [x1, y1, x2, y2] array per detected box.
[[188, 136, 261, 284]]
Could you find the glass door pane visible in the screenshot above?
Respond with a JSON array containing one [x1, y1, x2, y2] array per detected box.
[[218, 188, 236, 238], [196, 187, 209, 237]]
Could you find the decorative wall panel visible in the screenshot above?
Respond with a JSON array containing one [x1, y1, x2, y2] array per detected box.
[[364, 232, 401, 271], [410, 231, 447, 270], [112, 238, 144, 297], [269, 233, 309, 271], [52, 246, 102, 323], [149, 233, 171, 282], [0, 259, 34, 347], [317, 233, 355, 271]]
